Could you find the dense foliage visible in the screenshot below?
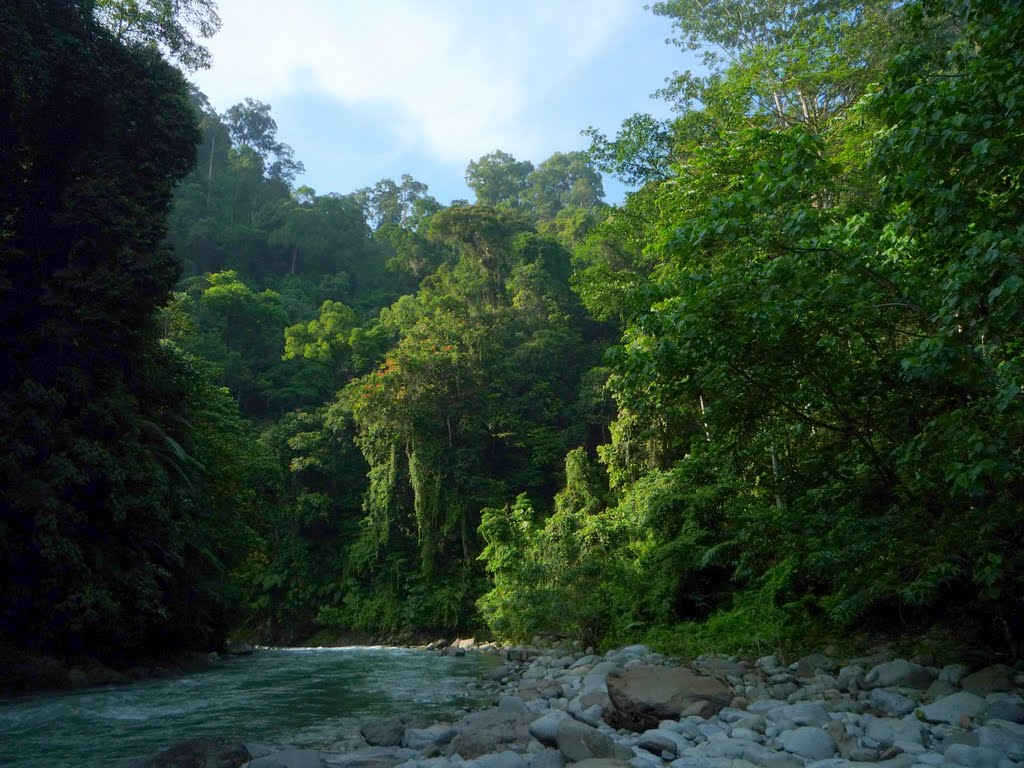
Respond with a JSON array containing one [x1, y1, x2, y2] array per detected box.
[[0, 0, 259, 658], [2, 0, 1021, 664]]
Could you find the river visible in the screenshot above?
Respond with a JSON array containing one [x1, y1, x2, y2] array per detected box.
[[0, 647, 499, 768]]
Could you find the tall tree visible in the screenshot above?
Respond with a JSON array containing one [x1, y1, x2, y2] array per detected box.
[[465, 150, 535, 210], [94, 0, 221, 71]]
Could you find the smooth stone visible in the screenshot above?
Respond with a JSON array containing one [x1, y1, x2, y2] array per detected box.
[[634, 728, 691, 756], [975, 719, 1024, 760], [245, 749, 321, 768], [942, 743, 1003, 767], [668, 759, 734, 768], [778, 726, 837, 761], [528, 748, 565, 768], [984, 692, 1024, 723], [605, 666, 732, 731], [864, 716, 925, 747], [938, 665, 970, 687], [863, 660, 934, 690], [867, 689, 916, 717], [322, 747, 420, 768], [792, 654, 834, 676], [924, 679, 958, 703], [528, 710, 571, 747], [960, 665, 1015, 697], [475, 751, 528, 768], [555, 717, 632, 762], [837, 665, 865, 693], [445, 709, 534, 758], [747, 699, 787, 715], [919, 691, 987, 725], [403, 725, 456, 750], [764, 702, 830, 728], [130, 738, 249, 768], [698, 737, 803, 767]]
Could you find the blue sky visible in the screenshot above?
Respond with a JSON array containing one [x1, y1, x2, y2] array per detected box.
[[190, 1, 699, 205]]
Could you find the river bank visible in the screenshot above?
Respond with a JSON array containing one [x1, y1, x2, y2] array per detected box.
[[122, 640, 1024, 768]]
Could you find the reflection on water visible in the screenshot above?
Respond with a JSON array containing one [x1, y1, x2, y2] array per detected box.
[[0, 647, 498, 768]]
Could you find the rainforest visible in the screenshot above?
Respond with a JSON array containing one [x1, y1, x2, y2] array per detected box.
[[1, 0, 1022, 674]]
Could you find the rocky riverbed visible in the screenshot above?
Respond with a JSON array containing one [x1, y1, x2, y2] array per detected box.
[[128, 642, 1024, 768]]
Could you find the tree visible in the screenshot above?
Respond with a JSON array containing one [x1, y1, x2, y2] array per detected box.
[[427, 205, 533, 307], [465, 150, 535, 210], [223, 98, 304, 184], [650, 0, 901, 131], [284, 299, 357, 389], [94, 0, 222, 71], [357, 174, 442, 230], [525, 151, 605, 221]]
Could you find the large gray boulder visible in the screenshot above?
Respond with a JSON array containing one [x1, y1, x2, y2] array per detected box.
[[555, 718, 632, 762], [961, 665, 1015, 697], [528, 710, 572, 747], [917, 690, 987, 724], [362, 716, 425, 747], [863, 660, 934, 690], [604, 665, 732, 731], [445, 708, 534, 758], [777, 726, 837, 761], [129, 737, 249, 768], [402, 724, 455, 751]]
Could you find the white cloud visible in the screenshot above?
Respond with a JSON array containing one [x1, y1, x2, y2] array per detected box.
[[191, 0, 634, 164]]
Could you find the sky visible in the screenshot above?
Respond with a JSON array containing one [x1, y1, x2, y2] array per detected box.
[[190, 1, 698, 206]]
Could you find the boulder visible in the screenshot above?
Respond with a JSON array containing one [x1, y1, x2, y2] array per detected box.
[[128, 737, 249, 768], [634, 728, 691, 756], [555, 718, 632, 762], [985, 692, 1024, 723], [917, 691, 987, 725], [529, 710, 572, 747], [777, 726, 837, 761], [604, 665, 732, 731], [863, 660, 934, 690], [245, 748, 321, 768], [867, 688, 916, 717], [445, 708, 534, 758], [976, 718, 1024, 761], [402, 724, 455, 751], [362, 716, 424, 747], [961, 665, 1015, 697]]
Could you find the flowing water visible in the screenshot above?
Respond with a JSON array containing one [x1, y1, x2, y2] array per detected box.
[[0, 647, 500, 768]]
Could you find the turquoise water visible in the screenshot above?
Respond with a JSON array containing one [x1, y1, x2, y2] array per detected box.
[[0, 647, 499, 768]]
